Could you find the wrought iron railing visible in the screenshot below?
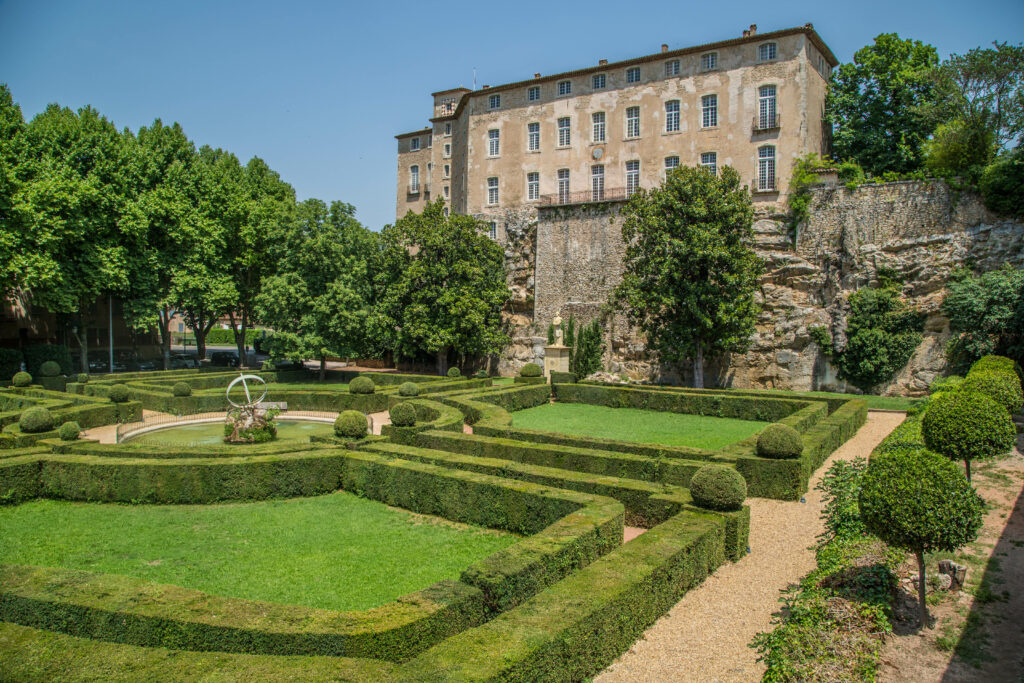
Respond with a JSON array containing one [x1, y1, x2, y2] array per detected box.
[[539, 187, 633, 206], [751, 177, 779, 193], [753, 113, 781, 132]]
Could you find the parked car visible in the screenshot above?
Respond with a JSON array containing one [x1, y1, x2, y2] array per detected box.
[[170, 354, 198, 369], [210, 351, 240, 367]]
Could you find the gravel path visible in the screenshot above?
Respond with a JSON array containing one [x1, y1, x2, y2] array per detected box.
[[597, 411, 905, 683]]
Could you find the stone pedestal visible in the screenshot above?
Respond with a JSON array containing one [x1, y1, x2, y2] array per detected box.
[[544, 345, 569, 378]]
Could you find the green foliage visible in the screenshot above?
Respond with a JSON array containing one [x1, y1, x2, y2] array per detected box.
[[571, 319, 604, 379], [108, 384, 130, 403], [57, 421, 81, 441], [446, 367, 461, 378], [756, 423, 803, 459], [172, 382, 192, 397], [474, 369, 488, 379], [398, 382, 420, 397], [38, 361, 61, 377], [389, 402, 417, 427], [826, 33, 940, 175], [807, 325, 833, 354], [970, 354, 1021, 376], [613, 165, 763, 387], [75, 373, 89, 384], [689, 465, 746, 511], [929, 375, 964, 394], [835, 286, 924, 392], [943, 267, 1024, 369], [922, 390, 1015, 471], [924, 118, 995, 179], [519, 362, 542, 377], [348, 376, 375, 394], [980, 151, 1024, 218], [0, 348, 23, 381], [23, 345, 72, 378], [960, 370, 1023, 413], [334, 410, 367, 439], [818, 458, 869, 541], [19, 407, 55, 434], [12, 372, 31, 387]]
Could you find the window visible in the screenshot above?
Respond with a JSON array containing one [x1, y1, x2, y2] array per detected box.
[[488, 222, 497, 240], [701, 94, 717, 128], [488, 94, 501, 109], [701, 52, 717, 71], [558, 80, 572, 96], [592, 112, 606, 143], [444, 123, 452, 136], [626, 106, 640, 138], [758, 146, 776, 190], [591, 165, 604, 201], [443, 143, 451, 158], [557, 169, 570, 203], [665, 100, 680, 132], [664, 156, 680, 172], [626, 66, 640, 83], [758, 42, 777, 62], [758, 85, 777, 129], [527, 122, 540, 151], [488, 129, 500, 156], [409, 165, 419, 192], [487, 177, 499, 205], [528, 86, 540, 101], [665, 60, 680, 76], [700, 152, 717, 176], [592, 74, 606, 89], [443, 164, 450, 178], [443, 185, 450, 198], [557, 117, 571, 146], [410, 137, 420, 151], [626, 160, 640, 195], [527, 172, 539, 200]]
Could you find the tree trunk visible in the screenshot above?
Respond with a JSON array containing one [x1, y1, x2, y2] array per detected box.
[[158, 306, 172, 371], [436, 347, 448, 376], [965, 459, 972, 483], [73, 328, 89, 376], [319, 355, 326, 381], [230, 311, 248, 368], [693, 339, 705, 389], [916, 551, 928, 628]]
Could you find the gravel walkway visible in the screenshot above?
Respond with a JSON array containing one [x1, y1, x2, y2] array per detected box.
[[597, 411, 906, 683]]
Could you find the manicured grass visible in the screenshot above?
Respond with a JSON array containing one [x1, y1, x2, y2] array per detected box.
[[729, 388, 917, 411], [491, 377, 515, 387], [126, 419, 335, 446], [512, 402, 767, 449], [0, 493, 517, 612]]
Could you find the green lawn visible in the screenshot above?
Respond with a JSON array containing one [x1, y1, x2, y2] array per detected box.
[[126, 420, 335, 446], [0, 493, 517, 612], [511, 402, 767, 450], [731, 388, 917, 411]]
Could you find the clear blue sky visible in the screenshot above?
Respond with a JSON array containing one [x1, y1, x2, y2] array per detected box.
[[2, 0, 1020, 231]]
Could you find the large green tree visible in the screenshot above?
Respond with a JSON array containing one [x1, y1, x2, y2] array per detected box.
[[0, 84, 29, 296], [942, 266, 1024, 369], [613, 165, 763, 388], [826, 34, 940, 175], [372, 200, 509, 375]]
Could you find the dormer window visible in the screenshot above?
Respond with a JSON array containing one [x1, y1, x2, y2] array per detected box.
[[700, 52, 717, 71], [558, 80, 572, 96], [488, 94, 501, 109], [665, 60, 680, 76], [592, 74, 606, 89], [758, 42, 777, 62], [528, 86, 540, 101], [626, 66, 640, 83]]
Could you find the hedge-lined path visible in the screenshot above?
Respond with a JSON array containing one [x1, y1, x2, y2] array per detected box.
[[597, 411, 905, 683], [81, 410, 172, 444], [368, 410, 390, 435]]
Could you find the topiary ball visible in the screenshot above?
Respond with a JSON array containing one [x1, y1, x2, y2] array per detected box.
[[756, 423, 803, 459], [474, 369, 489, 379], [76, 373, 89, 384], [928, 375, 963, 395], [172, 381, 192, 397], [447, 367, 462, 378], [398, 382, 420, 397], [39, 361, 61, 377], [108, 384, 130, 403], [689, 465, 747, 512], [389, 401, 417, 427], [349, 376, 375, 394], [334, 410, 368, 439], [922, 390, 1015, 465], [58, 421, 81, 441], [19, 407, 55, 434], [520, 362, 542, 378], [960, 370, 1023, 414], [12, 371, 31, 387], [970, 354, 1022, 379]]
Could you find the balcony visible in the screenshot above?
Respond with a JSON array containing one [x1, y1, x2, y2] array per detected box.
[[539, 187, 633, 207], [752, 113, 781, 132], [407, 183, 421, 195], [751, 177, 779, 193]]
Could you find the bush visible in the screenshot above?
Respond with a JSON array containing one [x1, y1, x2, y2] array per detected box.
[[398, 382, 420, 397], [108, 384, 131, 403], [834, 287, 924, 392], [921, 390, 1015, 480], [970, 354, 1022, 380], [446, 367, 462, 378], [39, 361, 62, 377], [756, 423, 803, 459], [19, 407, 55, 434], [0, 347, 23, 380], [960, 370, 1023, 413], [334, 410, 368, 439], [261, 360, 275, 371], [689, 465, 746, 512], [520, 362, 542, 377], [474, 369, 489, 379], [928, 375, 963, 394], [349, 376, 375, 394], [23, 344, 73, 377], [389, 402, 417, 427], [172, 382, 193, 397], [58, 421, 81, 441], [12, 371, 31, 387], [980, 151, 1024, 219], [859, 448, 984, 624], [76, 373, 89, 384]]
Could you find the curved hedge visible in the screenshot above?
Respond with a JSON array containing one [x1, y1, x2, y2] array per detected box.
[[961, 370, 1023, 413], [755, 423, 803, 459], [969, 354, 1021, 379]]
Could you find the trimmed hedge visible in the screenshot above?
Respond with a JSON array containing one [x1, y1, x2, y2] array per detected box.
[[519, 363, 542, 377], [961, 370, 1023, 413], [349, 376, 376, 394], [550, 372, 576, 384], [513, 375, 546, 385], [0, 348, 23, 381], [335, 411, 368, 439], [108, 384, 130, 403], [446, 367, 462, 378], [756, 423, 803, 459], [58, 421, 81, 441], [18, 407, 54, 434], [970, 354, 1022, 379], [398, 382, 420, 397], [12, 372, 31, 388], [172, 382, 192, 397], [389, 402, 417, 427], [922, 391, 1015, 466], [23, 344, 72, 377], [689, 465, 747, 511]]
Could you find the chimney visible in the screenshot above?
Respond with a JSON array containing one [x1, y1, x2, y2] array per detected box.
[[534, 73, 541, 78], [598, 59, 608, 65], [749, 24, 757, 35], [661, 44, 669, 53]]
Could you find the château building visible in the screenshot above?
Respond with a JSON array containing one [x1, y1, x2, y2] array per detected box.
[[395, 23, 837, 240]]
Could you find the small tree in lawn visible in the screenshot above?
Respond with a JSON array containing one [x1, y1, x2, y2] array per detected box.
[[613, 165, 763, 388], [921, 390, 1016, 481], [859, 448, 984, 628]]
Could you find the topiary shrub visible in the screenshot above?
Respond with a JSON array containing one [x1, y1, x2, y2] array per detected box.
[[447, 367, 462, 378], [108, 384, 130, 403], [520, 362, 542, 378], [58, 421, 81, 441], [960, 370, 1023, 413], [19, 407, 55, 434], [928, 375, 963, 395], [398, 382, 420, 397], [39, 361, 61, 377], [859, 448, 984, 626], [474, 369, 489, 379], [755, 423, 803, 459], [12, 371, 31, 387], [349, 376, 375, 394], [969, 354, 1021, 379], [334, 410, 368, 439], [76, 373, 89, 384], [689, 465, 747, 512], [921, 390, 1015, 481], [0, 348, 23, 381], [23, 343, 72, 377], [389, 402, 417, 427], [172, 382, 192, 397]]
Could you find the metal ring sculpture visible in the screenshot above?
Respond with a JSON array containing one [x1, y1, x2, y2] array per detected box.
[[226, 374, 268, 408]]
